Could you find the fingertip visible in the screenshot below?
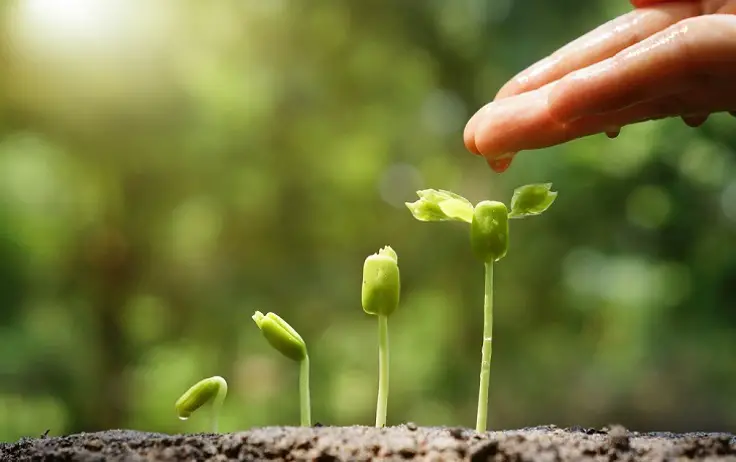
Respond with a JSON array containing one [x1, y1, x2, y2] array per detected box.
[[464, 133, 480, 155], [464, 110, 484, 155], [472, 108, 509, 158], [474, 83, 569, 157]]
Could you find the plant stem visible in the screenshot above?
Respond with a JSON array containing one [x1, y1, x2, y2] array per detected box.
[[210, 406, 219, 433], [376, 314, 389, 427], [476, 260, 494, 432], [299, 355, 312, 426], [210, 377, 227, 433]]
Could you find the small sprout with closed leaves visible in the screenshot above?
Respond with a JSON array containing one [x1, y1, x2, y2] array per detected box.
[[362, 245, 401, 428], [252, 311, 311, 426]]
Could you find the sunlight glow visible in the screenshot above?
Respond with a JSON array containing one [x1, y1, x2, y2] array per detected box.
[[16, 0, 129, 50]]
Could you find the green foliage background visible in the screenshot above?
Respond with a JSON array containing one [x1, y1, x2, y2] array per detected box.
[[1, 0, 735, 441]]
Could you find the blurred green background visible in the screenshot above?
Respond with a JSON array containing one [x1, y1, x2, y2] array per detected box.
[[1, 0, 735, 442]]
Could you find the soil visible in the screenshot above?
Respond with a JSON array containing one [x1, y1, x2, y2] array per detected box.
[[2, 424, 735, 461]]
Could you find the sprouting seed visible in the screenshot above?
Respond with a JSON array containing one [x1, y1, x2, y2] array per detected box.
[[175, 376, 228, 432]]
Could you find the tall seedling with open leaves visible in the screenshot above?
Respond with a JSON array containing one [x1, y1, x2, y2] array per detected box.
[[406, 184, 557, 432]]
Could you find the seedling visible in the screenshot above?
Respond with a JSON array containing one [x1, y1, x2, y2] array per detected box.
[[252, 311, 311, 426], [361, 246, 401, 428], [406, 184, 557, 432], [175, 375, 228, 432]]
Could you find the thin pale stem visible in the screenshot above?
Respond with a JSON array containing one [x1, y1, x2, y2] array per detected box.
[[476, 261, 494, 432], [376, 314, 389, 427], [210, 377, 227, 433], [210, 405, 220, 433], [299, 355, 312, 427]]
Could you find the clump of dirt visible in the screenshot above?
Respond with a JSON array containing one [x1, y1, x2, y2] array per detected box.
[[2, 424, 735, 461]]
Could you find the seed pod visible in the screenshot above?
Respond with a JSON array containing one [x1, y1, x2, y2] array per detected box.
[[175, 376, 228, 420], [362, 246, 400, 317], [252, 311, 307, 362], [470, 200, 509, 263]]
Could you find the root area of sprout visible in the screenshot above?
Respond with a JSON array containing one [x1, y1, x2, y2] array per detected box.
[[3, 425, 735, 461]]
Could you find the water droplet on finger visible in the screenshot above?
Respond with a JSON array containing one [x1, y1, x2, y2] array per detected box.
[[682, 114, 708, 128], [604, 125, 620, 139], [486, 153, 515, 173]]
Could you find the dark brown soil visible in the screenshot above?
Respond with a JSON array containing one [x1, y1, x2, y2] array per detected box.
[[2, 424, 735, 461]]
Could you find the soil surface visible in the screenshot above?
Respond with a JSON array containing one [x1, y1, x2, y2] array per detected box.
[[2, 424, 735, 461]]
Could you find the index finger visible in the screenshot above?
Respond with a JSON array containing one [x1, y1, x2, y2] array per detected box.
[[630, 0, 697, 7], [494, 2, 701, 100]]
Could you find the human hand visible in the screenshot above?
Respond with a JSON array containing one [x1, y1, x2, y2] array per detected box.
[[463, 0, 736, 173]]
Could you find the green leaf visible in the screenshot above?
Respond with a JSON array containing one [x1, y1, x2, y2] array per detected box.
[[405, 189, 474, 223], [508, 183, 558, 219]]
